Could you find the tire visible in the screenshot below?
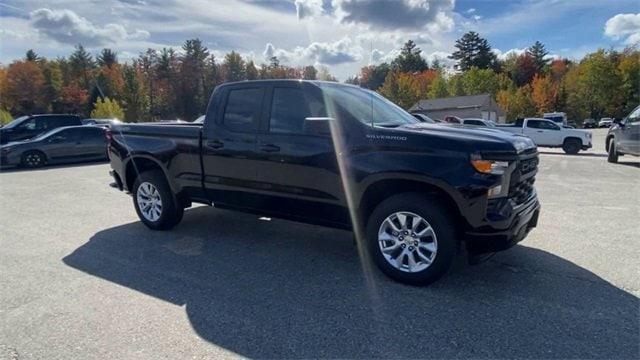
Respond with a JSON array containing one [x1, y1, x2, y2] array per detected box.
[[607, 140, 619, 163], [21, 151, 46, 168], [365, 193, 458, 285], [562, 138, 581, 155], [132, 170, 184, 230]]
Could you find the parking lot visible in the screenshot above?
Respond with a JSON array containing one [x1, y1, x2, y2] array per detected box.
[[0, 129, 638, 359]]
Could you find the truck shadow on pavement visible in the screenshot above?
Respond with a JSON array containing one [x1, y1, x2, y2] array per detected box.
[[63, 207, 639, 359]]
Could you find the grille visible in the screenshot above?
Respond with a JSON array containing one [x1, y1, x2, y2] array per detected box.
[[519, 157, 538, 175], [509, 176, 535, 205]]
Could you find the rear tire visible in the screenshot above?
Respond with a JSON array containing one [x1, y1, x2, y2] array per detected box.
[[21, 151, 46, 168], [607, 140, 619, 163], [365, 193, 458, 285], [562, 138, 581, 155], [133, 170, 184, 230]]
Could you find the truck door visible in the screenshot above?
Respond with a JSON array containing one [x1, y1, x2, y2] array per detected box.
[[253, 83, 347, 225], [524, 119, 560, 146], [201, 85, 266, 207]]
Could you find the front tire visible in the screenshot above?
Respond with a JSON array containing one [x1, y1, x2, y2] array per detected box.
[[21, 151, 46, 168], [365, 193, 458, 285], [607, 140, 619, 163], [562, 138, 581, 155], [133, 170, 184, 230]]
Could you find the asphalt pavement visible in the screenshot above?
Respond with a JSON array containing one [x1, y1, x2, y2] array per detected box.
[[1, 129, 638, 359]]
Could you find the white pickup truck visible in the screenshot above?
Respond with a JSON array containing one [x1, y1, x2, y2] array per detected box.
[[497, 118, 592, 154]]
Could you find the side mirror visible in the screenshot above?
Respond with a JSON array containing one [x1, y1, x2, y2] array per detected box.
[[304, 117, 334, 136]]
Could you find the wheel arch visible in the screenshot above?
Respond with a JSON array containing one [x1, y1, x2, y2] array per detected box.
[[124, 155, 175, 193], [358, 176, 465, 227], [563, 136, 583, 145]]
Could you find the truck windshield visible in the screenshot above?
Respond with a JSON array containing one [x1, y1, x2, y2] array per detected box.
[[319, 84, 418, 127]]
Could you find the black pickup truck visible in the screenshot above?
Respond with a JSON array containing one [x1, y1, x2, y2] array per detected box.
[[108, 80, 540, 285]]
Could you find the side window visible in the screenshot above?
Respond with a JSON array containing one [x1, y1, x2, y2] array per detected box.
[[56, 128, 84, 141], [223, 88, 264, 132], [36, 117, 53, 131], [542, 121, 560, 130], [50, 129, 70, 141], [85, 128, 105, 141], [18, 118, 36, 130], [269, 87, 310, 134], [527, 120, 542, 129], [59, 116, 79, 126]]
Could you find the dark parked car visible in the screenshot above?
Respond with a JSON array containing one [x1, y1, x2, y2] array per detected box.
[[0, 126, 107, 168], [606, 105, 640, 163], [108, 80, 540, 285], [0, 114, 82, 145], [583, 119, 597, 128]]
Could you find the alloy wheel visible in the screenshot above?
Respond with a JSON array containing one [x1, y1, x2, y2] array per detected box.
[[378, 211, 438, 273], [137, 182, 163, 221]]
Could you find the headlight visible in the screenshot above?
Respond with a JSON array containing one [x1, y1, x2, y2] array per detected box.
[[471, 155, 510, 175], [512, 136, 535, 153]]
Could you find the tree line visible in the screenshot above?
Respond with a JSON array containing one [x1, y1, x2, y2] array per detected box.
[[0, 33, 638, 124], [347, 32, 639, 123], [0, 39, 336, 123]]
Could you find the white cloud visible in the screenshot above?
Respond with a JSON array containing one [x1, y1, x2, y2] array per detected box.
[[604, 13, 640, 45], [493, 47, 527, 60], [466, 8, 476, 14], [30, 8, 149, 46], [295, 0, 324, 20], [263, 37, 362, 66]]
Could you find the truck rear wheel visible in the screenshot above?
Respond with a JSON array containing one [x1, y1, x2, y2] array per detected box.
[[562, 138, 581, 155], [365, 193, 458, 285], [133, 170, 184, 230]]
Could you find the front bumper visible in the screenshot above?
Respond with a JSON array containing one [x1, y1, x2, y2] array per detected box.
[[465, 196, 540, 254]]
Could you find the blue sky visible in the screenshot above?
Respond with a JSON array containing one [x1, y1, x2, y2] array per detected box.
[[0, 0, 638, 79]]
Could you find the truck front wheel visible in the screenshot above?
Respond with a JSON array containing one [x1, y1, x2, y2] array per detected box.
[[133, 170, 184, 230], [562, 138, 581, 155], [365, 193, 458, 285]]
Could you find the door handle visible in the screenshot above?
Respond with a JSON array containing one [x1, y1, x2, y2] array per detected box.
[[537, 130, 544, 133], [206, 140, 224, 149], [260, 144, 280, 152]]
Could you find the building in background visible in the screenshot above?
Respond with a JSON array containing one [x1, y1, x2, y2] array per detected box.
[[409, 94, 506, 123]]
